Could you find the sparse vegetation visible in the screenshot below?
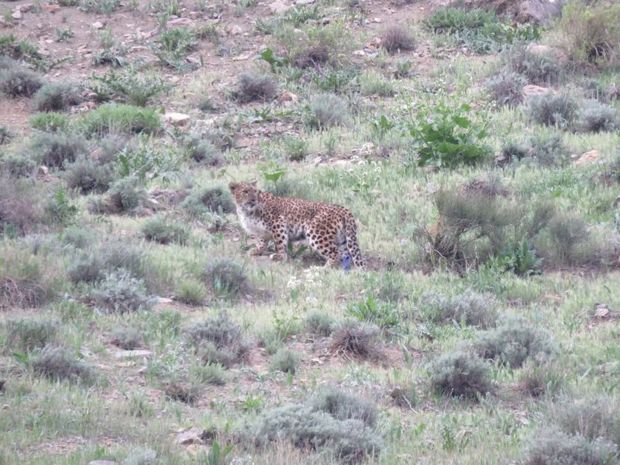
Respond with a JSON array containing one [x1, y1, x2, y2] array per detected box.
[[528, 93, 578, 128], [428, 350, 492, 400], [80, 103, 161, 137], [234, 72, 278, 103], [90, 271, 152, 314], [33, 82, 82, 112], [0, 61, 44, 97], [381, 25, 416, 53], [203, 259, 249, 299], [2, 317, 57, 353], [306, 93, 349, 129], [31, 345, 97, 384], [141, 216, 189, 245]]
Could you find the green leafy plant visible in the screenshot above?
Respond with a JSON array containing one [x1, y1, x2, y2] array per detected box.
[[410, 103, 491, 168]]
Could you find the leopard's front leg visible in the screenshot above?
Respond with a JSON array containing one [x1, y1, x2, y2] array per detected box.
[[249, 237, 269, 256], [269, 220, 289, 262]]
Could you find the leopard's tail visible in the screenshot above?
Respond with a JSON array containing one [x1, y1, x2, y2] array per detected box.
[[344, 215, 364, 268]]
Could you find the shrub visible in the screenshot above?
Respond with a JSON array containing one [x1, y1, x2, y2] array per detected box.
[[270, 348, 300, 374], [282, 136, 309, 162], [249, 403, 382, 462], [44, 188, 78, 226], [503, 45, 561, 85], [176, 279, 207, 306], [293, 44, 330, 69], [67, 242, 146, 284], [519, 361, 564, 397], [410, 103, 492, 168], [61, 226, 95, 249], [474, 317, 556, 368], [0, 64, 44, 97], [576, 99, 618, 132], [310, 387, 378, 428], [80, 103, 161, 137], [90, 271, 152, 314], [557, 0, 620, 66], [203, 259, 249, 299], [305, 311, 335, 337], [330, 319, 381, 360], [31, 344, 97, 384], [553, 395, 620, 444], [389, 382, 419, 409], [523, 428, 618, 465], [346, 296, 400, 329], [111, 327, 143, 350], [381, 25, 416, 53], [164, 381, 200, 405], [153, 27, 197, 69], [0, 125, 12, 145], [183, 135, 222, 165], [234, 72, 277, 103], [33, 82, 82, 112], [192, 363, 227, 385], [359, 72, 395, 97], [419, 290, 498, 328], [306, 93, 349, 129], [30, 112, 70, 132], [90, 68, 167, 106], [428, 350, 492, 399], [1, 154, 36, 177], [181, 186, 235, 216], [538, 211, 599, 266], [526, 132, 569, 166], [80, 0, 121, 14], [63, 156, 115, 194], [528, 93, 578, 128], [28, 132, 86, 169], [0, 176, 45, 236], [486, 71, 527, 107], [185, 312, 250, 367], [0, 247, 57, 309], [93, 176, 147, 214], [3, 317, 57, 352], [141, 217, 189, 245]]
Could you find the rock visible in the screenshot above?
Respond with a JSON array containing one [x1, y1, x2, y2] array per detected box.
[[175, 428, 206, 446], [522, 84, 552, 98], [114, 350, 153, 359], [88, 461, 117, 465], [517, 0, 566, 24], [167, 17, 194, 26], [269, 0, 290, 14], [226, 24, 243, 35], [594, 304, 610, 319], [573, 149, 599, 166], [155, 296, 174, 304], [164, 112, 191, 126], [296, 0, 315, 4], [279, 90, 298, 104], [11, 10, 22, 20], [92, 21, 104, 29]]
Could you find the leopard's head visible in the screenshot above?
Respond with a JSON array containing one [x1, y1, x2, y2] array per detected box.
[[229, 181, 260, 210]]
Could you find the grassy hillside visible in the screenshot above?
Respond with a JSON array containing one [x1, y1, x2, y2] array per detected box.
[[0, 0, 619, 464]]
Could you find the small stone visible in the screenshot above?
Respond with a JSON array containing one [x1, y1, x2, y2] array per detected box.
[[269, 0, 290, 14], [523, 84, 552, 98], [176, 428, 206, 446], [574, 149, 599, 166], [279, 90, 298, 104], [352, 49, 365, 56], [296, 0, 315, 4], [114, 350, 153, 359], [167, 17, 193, 26], [164, 112, 190, 126], [594, 305, 610, 319], [92, 21, 104, 29], [88, 461, 117, 465], [12, 10, 22, 20]]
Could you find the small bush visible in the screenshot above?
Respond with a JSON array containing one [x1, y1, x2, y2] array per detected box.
[[203, 259, 249, 299], [293, 44, 330, 69], [111, 327, 143, 350], [410, 103, 492, 168], [0, 64, 44, 97], [0, 247, 57, 308], [538, 211, 599, 267], [90, 271, 152, 314], [95, 176, 147, 214], [90, 68, 167, 106], [28, 132, 86, 169], [486, 71, 527, 107], [80, 0, 121, 14], [250, 403, 382, 462], [3, 317, 57, 352], [181, 186, 235, 216], [176, 279, 207, 306], [503, 45, 561, 85], [381, 25, 416, 53], [153, 27, 197, 69], [557, 0, 620, 66], [576, 99, 618, 132], [330, 319, 382, 360], [523, 428, 618, 465], [389, 382, 419, 409], [234, 72, 277, 103], [33, 82, 82, 112], [346, 296, 400, 329], [270, 348, 300, 374], [141, 216, 189, 245], [307, 93, 349, 129], [528, 93, 578, 128], [63, 156, 115, 194], [61, 226, 95, 249], [185, 312, 250, 367], [183, 135, 222, 165], [67, 242, 146, 283], [164, 381, 200, 405], [359, 72, 395, 97], [311, 387, 378, 428], [474, 317, 556, 368], [30, 112, 70, 132], [429, 351, 492, 399], [66, 252, 104, 284], [1, 154, 36, 177], [519, 361, 564, 397], [420, 290, 498, 328], [282, 136, 309, 162], [526, 132, 569, 166], [193, 363, 227, 385], [31, 344, 97, 384], [0, 125, 12, 145], [80, 103, 161, 137], [305, 311, 335, 337], [553, 395, 620, 444]]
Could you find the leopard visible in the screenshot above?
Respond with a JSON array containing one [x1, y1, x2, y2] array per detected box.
[[229, 181, 364, 268]]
